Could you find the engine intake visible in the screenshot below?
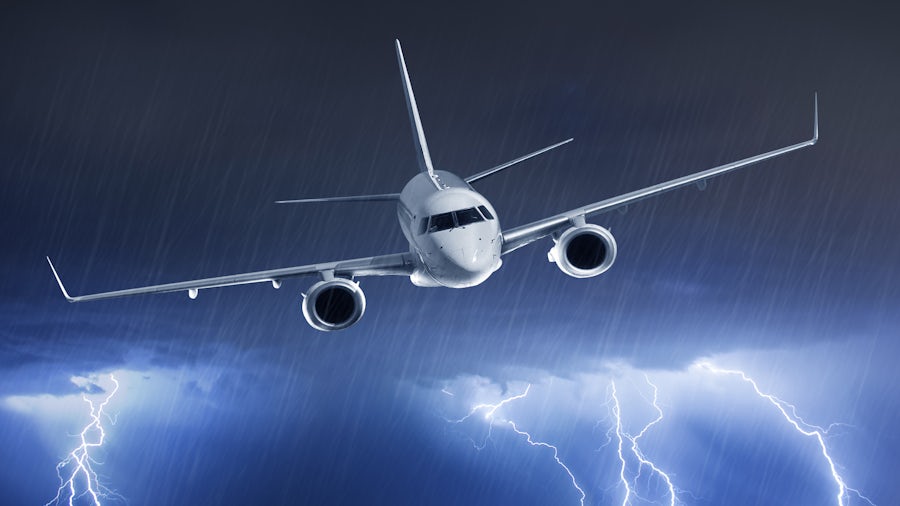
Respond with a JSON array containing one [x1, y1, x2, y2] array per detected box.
[[548, 224, 617, 278], [301, 278, 366, 331]]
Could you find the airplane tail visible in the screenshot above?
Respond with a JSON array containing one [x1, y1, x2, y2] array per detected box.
[[279, 41, 439, 206], [277, 41, 574, 205], [395, 40, 443, 190]]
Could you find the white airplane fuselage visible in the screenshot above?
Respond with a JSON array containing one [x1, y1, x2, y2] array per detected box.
[[397, 171, 502, 288]]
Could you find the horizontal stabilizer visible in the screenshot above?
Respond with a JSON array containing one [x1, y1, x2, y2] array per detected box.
[[275, 193, 400, 204], [465, 138, 573, 183]]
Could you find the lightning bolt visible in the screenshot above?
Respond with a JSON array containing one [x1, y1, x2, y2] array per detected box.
[[697, 362, 875, 506], [45, 374, 124, 506], [448, 384, 586, 505], [610, 380, 632, 504], [608, 376, 679, 506], [442, 361, 872, 505]]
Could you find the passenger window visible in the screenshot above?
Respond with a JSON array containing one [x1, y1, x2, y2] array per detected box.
[[455, 207, 484, 226], [478, 205, 494, 220], [418, 218, 429, 235], [428, 212, 455, 232]]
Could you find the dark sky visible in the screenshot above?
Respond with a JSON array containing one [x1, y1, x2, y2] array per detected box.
[[1, 1, 899, 505]]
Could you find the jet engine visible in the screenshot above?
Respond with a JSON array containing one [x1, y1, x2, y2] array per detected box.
[[301, 278, 366, 331], [548, 224, 617, 278]]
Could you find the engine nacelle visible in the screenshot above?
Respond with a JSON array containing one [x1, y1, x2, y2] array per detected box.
[[548, 224, 617, 278], [301, 278, 366, 331]]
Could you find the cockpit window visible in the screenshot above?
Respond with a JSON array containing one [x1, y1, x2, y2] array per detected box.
[[455, 207, 484, 226], [428, 212, 455, 233], [424, 207, 493, 233]]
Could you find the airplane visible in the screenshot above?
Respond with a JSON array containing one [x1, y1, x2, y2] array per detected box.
[[47, 40, 819, 331]]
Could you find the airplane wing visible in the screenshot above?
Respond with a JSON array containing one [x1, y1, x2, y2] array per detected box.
[[501, 95, 819, 255], [47, 253, 416, 303]]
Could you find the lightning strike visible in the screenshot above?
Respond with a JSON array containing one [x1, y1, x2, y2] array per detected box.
[[697, 362, 874, 506], [610, 381, 632, 505], [45, 374, 123, 506], [631, 375, 678, 506], [608, 378, 678, 506], [445, 361, 870, 505], [448, 384, 586, 505]]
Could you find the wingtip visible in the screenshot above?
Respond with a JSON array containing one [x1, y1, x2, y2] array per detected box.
[[812, 92, 819, 144], [46, 256, 75, 302]]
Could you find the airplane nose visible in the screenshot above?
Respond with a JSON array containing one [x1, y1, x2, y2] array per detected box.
[[445, 245, 493, 273], [429, 229, 501, 287]]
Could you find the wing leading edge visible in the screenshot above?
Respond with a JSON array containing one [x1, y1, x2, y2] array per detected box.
[[47, 253, 416, 303], [502, 94, 819, 254]]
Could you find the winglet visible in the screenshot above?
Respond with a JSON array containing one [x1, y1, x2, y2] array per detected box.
[[46, 257, 75, 302], [395, 40, 440, 189], [812, 92, 818, 144]]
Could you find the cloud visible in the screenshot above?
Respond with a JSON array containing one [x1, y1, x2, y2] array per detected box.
[[69, 375, 106, 394]]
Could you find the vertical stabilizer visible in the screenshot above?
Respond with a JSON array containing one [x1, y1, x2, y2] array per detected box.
[[395, 40, 441, 189]]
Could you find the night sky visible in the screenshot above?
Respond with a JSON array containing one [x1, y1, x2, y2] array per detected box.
[[2, 1, 899, 504]]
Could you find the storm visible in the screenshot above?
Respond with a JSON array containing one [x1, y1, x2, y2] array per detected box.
[[1, 0, 898, 504]]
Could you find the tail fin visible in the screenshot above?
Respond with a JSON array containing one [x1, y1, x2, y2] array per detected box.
[[395, 40, 441, 190]]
